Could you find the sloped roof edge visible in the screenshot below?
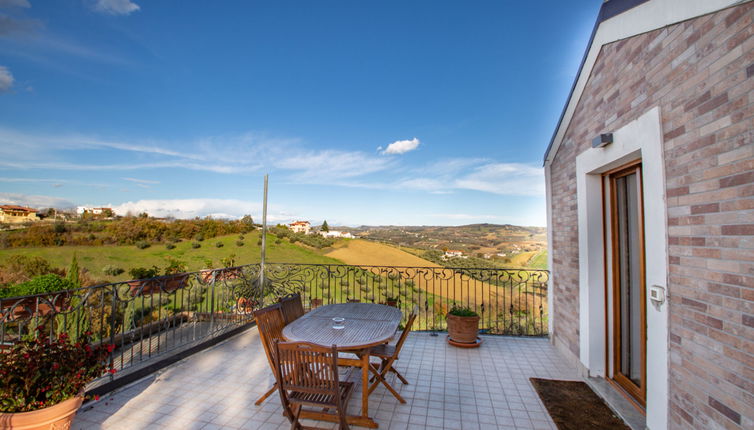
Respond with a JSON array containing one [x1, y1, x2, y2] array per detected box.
[[542, 0, 747, 166]]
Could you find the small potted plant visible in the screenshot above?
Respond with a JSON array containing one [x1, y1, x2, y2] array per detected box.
[[446, 305, 482, 348], [0, 329, 115, 429]]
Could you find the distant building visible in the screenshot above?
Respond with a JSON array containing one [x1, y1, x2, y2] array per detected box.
[[77, 207, 114, 217], [288, 221, 311, 234], [0, 205, 40, 224], [443, 250, 464, 259], [320, 230, 354, 239]]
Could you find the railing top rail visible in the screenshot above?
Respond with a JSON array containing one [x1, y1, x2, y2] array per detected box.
[[266, 261, 550, 272]]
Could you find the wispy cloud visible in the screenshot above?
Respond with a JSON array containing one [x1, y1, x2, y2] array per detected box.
[[122, 177, 159, 185], [110, 198, 295, 221], [0, 192, 75, 208], [0, 127, 392, 179], [0, 0, 31, 8], [381, 137, 420, 155], [91, 0, 140, 16], [0, 66, 13, 92]]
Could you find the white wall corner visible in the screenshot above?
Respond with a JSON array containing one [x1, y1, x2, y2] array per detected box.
[[545, 164, 555, 338]]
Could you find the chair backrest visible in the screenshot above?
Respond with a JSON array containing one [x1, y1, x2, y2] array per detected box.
[[393, 306, 419, 357], [278, 293, 305, 324], [254, 303, 286, 370], [274, 341, 341, 399]]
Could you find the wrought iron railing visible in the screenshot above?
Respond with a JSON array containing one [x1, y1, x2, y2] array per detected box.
[[0, 263, 548, 383]]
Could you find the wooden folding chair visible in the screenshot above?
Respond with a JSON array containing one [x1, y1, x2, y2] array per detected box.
[[278, 293, 305, 324], [367, 306, 418, 403], [273, 341, 354, 430], [253, 303, 286, 406]]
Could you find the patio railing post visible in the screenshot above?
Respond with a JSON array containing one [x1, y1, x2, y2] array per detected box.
[[109, 283, 117, 379], [209, 274, 216, 334]]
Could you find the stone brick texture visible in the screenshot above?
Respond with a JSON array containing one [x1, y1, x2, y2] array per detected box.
[[548, 3, 753, 429]]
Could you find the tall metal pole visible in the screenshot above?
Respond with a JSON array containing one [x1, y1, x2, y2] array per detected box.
[[260, 174, 268, 290]]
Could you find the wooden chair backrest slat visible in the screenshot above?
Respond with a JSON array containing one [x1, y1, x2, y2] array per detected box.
[[278, 293, 305, 325], [393, 306, 418, 357], [274, 341, 340, 397], [253, 303, 286, 370]]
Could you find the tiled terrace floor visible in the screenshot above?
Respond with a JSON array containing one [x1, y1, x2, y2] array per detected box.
[[73, 328, 581, 430]]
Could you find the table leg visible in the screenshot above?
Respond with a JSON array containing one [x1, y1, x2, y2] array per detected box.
[[362, 347, 370, 419]]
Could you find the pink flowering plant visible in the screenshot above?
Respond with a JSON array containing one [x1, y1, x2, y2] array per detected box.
[[0, 328, 115, 413]]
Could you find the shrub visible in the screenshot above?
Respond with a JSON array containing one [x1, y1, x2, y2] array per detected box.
[[195, 234, 204, 242], [0, 329, 114, 413], [128, 266, 160, 280], [135, 240, 150, 249], [257, 239, 262, 246], [275, 239, 282, 245], [236, 240, 244, 247], [0, 274, 76, 298], [215, 241, 224, 248], [447, 305, 478, 317], [165, 243, 176, 250], [102, 265, 124, 276], [191, 242, 201, 249], [238, 235, 244, 240], [163, 257, 187, 275]]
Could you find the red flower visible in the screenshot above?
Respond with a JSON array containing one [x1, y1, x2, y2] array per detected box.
[[94, 395, 100, 401], [106, 344, 116, 353], [108, 368, 117, 374]]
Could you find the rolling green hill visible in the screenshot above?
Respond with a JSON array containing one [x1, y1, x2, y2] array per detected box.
[[0, 231, 342, 283]]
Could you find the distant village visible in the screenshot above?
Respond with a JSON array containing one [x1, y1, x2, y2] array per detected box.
[[0, 205, 114, 226], [287, 221, 354, 239]]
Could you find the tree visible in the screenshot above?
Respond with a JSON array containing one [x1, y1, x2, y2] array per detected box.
[[67, 253, 80, 288], [321, 220, 329, 232]]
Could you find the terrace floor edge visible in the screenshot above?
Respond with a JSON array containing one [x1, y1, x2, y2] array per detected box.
[[86, 322, 256, 399]]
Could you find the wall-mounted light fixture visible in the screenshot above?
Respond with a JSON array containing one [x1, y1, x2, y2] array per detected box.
[[592, 133, 613, 148]]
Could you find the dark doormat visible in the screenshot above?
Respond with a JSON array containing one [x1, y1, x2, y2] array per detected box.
[[530, 378, 631, 430]]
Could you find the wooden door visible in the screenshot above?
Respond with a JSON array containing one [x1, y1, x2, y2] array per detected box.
[[607, 162, 647, 406]]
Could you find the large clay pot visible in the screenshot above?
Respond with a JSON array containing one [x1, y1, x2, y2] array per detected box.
[[128, 274, 189, 297], [446, 313, 480, 344], [0, 394, 83, 430]]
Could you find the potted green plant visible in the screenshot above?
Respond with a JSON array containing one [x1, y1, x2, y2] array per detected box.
[[383, 295, 399, 307], [446, 305, 482, 347], [0, 329, 115, 429]]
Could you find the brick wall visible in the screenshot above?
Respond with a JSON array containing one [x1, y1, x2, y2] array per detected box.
[[548, 3, 753, 429]]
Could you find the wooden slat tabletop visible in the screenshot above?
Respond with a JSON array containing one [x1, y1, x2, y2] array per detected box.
[[283, 303, 402, 350]]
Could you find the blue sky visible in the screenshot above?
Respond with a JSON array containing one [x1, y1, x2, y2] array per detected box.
[[0, 0, 600, 227]]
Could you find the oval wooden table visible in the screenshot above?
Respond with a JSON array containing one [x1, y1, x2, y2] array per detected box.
[[282, 303, 402, 429]]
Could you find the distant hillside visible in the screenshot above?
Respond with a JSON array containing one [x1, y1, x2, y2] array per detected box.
[[339, 223, 546, 264]]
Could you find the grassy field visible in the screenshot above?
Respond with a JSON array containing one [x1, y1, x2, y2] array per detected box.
[[0, 231, 342, 283], [527, 250, 548, 270]]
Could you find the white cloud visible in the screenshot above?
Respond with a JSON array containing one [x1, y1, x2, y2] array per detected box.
[[0, 192, 75, 209], [382, 138, 420, 155], [92, 0, 140, 15], [0, 66, 13, 92], [110, 198, 295, 221], [454, 163, 544, 196]]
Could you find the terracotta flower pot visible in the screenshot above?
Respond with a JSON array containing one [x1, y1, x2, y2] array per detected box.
[[310, 298, 323, 309], [446, 313, 480, 344], [128, 274, 189, 297], [0, 294, 70, 321], [0, 394, 83, 430]]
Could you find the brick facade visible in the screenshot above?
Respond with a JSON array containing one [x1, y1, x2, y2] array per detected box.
[[548, 3, 753, 429]]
